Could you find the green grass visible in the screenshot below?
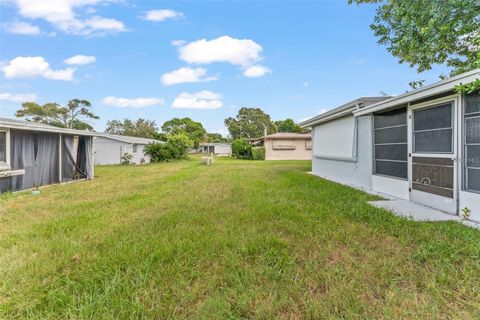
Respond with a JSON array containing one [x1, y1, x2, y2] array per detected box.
[[1, 157, 479, 319]]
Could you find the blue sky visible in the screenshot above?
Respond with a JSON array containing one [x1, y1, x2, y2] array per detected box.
[[0, 0, 449, 135]]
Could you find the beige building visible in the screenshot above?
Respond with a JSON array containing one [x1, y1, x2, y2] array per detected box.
[[259, 133, 312, 160]]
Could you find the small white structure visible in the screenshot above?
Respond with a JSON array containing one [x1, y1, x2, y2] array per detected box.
[[94, 133, 162, 165], [197, 143, 232, 156]]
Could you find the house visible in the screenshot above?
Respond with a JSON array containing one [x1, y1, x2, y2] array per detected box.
[[0, 117, 95, 193], [300, 69, 480, 222], [195, 143, 232, 156], [256, 133, 312, 160], [93, 133, 161, 165]]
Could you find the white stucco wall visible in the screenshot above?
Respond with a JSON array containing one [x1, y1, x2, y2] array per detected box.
[[311, 115, 373, 190], [94, 137, 151, 165]]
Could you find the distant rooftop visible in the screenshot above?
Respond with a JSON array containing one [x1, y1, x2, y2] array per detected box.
[[263, 132, 312, 140], [96, 132, 163, 145]]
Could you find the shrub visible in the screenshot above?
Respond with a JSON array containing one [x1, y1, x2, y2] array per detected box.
[[145, 133, 193, 162], [252, 146, 265, 160], [232, 138, 252, 159], [121, 152, 133, 165]]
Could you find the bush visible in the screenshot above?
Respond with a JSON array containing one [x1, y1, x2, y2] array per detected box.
[[121, 152, 133, 165], [232, 138, 252, 159], [252, 146, 265, 160], [145, 133, 193, 162]]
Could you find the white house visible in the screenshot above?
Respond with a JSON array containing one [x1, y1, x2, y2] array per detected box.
[[300, 69, 480, 222], [196, 143, 232, 156], [94, 133, 162, 165]]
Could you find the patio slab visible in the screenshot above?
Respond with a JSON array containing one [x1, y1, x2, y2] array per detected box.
[[368, 199, 480, 229]]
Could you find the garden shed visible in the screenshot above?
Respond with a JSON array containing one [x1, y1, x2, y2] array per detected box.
[[0, 117, 95, 193]]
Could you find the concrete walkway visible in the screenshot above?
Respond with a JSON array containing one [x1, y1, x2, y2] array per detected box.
[[368, 199, 480, 229]]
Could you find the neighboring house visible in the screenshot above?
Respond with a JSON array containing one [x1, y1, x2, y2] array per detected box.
[[256, 133, 312, 160], [94, 133, 161, 165], [300, 69, 480, 222], [0, 117, 95, 193], [194, 143, 232, 156]]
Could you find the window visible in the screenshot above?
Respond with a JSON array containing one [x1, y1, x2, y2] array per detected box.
[[413, 103, 453, 153], [464, 92, 480, 192], [374, 107, 408, 179], [0, 130, 10, 170], [272, 140, 295, 150], [132, 144, 138, 153], [314, 115, 356, 159]]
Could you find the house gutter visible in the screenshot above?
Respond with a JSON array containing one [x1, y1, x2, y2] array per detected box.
[[354, 68, 480, 116]]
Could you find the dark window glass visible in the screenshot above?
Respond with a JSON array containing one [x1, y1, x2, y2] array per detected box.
[[0, 132, 6, 162], [374, 125, 407, 144], [466, 145, 480, 168], [466, 91, 480, 115], [375, 160, 407, 179], [414, 129, 453, 153], [375, 144, 407, 161], [467, 168, 480, 192], [133, 144, 138, 153], [374, 107, 407, 129], [465, 117, 480, 144], [413, 103, 452, 131]]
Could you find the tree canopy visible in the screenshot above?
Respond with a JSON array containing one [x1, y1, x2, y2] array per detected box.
[[274, 118, 303, 133], [105, 118, 159, 139], [350, 0, 480, 76], [206, 133, 228, 143], [161, 117, 206, 148], [15, 99, 99, 130], [224, 107, 276, 139]]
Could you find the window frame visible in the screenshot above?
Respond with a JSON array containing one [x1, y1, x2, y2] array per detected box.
[[412, 102, 454, 154], [0, 129, 11, 171], [373, 107, 408, 181], [463, 93, 480, 194]]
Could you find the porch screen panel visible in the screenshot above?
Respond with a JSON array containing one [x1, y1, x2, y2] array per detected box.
[[314, 115, 355, 159], [374, 107, 407, 179], [413, 103, 453, 153], [465, 92, 480, 192], [0, 131, 5, 163]]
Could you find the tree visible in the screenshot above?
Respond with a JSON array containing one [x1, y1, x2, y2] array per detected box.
[[161, 117, 206, 148], [206, 133, 227, 143], [15, 99, 99, 130], [105, 118, 159, 139], [274, 118, 303, 133], [224, 107, 276, 139], [350, 0, 480, 76], [231, 138, 252, 159]]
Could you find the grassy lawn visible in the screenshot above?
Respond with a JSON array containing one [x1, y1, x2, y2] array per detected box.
[[1, 157, 479, 319]]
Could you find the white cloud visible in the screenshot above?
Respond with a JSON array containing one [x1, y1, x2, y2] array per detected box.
[[0, 92, 37, 102], [303, 81, 309, 87], [64, 55, 96, 65], [161, 67, 217, 86], [178, 35, 263, 67], [172, 91, 223, 109], [102, 96, 165, 108], [3, 21, 41, 35], [243, 65, 271, 77], [142, 9, 184, 22], [171, 39, 186, 47], [13, 0, 126, 35], [2, 56, 74, 81]]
